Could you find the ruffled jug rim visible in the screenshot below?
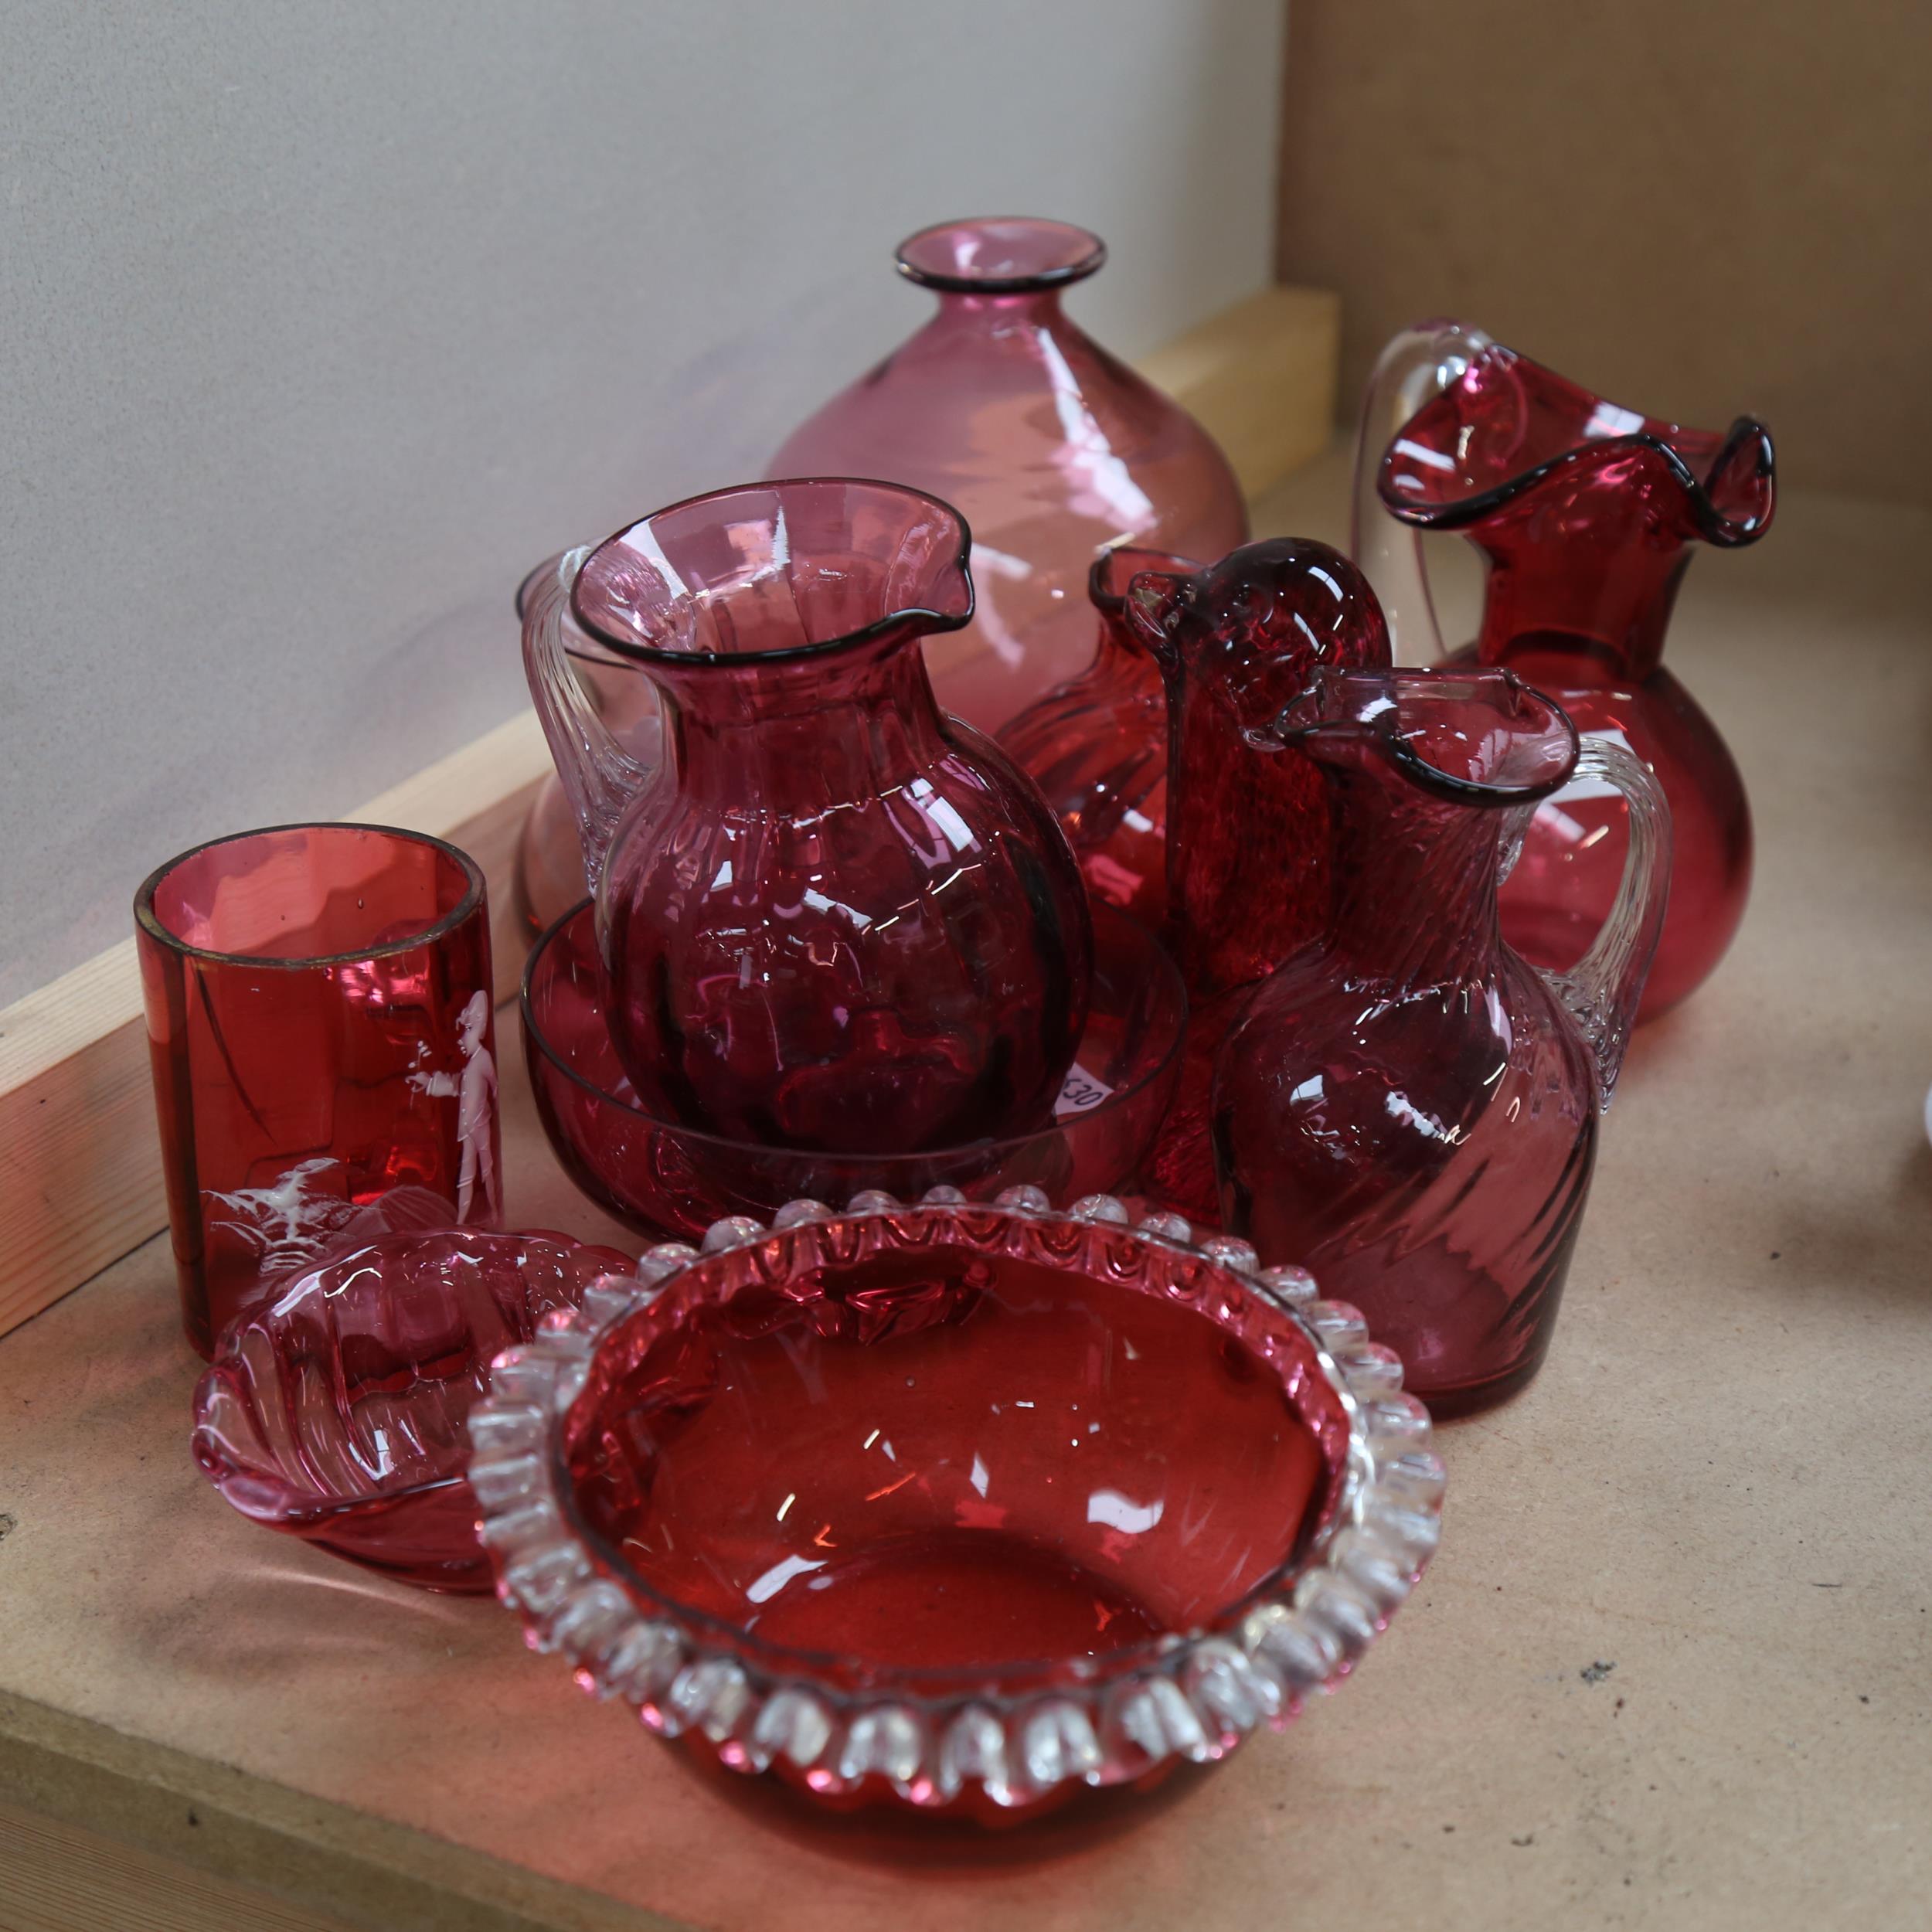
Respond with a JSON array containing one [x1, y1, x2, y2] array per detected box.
[[1378, 342, 1776, 549]]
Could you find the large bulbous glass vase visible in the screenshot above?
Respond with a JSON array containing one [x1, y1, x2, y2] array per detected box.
[[767, 217, 1249, 736]]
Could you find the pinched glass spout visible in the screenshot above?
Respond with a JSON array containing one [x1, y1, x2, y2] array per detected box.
[[573, 478, 975, 667], [1123, 539, 1393, 1004], [1275, 665, 1580, 799]]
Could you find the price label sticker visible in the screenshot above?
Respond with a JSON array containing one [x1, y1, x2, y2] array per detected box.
[[1055, 1061, 1114, 1117]]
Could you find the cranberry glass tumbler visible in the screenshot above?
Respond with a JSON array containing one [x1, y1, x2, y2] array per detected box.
[[136, 824, 500, 1356]]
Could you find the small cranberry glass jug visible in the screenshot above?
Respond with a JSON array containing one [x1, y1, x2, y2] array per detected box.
[[1214, 667, 1671, 1414], [1352, 321, 1774, 1019], [768, 218, 1248, 735], [995, 546, 1199, 927], [522, 480, 1092, 1156], [1123, 541, 1393, 1220]]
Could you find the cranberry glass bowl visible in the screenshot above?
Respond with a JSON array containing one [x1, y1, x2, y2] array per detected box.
[[467, 1192, 1443, 1821], [192, 1229, 631, 1591], [522, 903, 1186, 1243]]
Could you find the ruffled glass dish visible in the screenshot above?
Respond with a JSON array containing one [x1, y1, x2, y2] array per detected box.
[[522, 903, 1186, 1242], [192, 1228, 630, 1591], [467, 1190, 1443, 1822]]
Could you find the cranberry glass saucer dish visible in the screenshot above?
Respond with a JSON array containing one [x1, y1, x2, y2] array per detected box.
[[467, 1191, 1443, 1822], [522, 903, 1186, 1242], [192, 1228, 631, 1591]]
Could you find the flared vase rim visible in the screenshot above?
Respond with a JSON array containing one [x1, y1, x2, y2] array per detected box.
[[567, 477, 976, 669], [134, 821, 488, 972], [1377, 342, 1776, 548], [895, 215, 1106, 295], [1276, 667, 1581, 808]]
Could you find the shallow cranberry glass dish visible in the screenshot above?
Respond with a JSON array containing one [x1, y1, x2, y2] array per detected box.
[[468, 1191, 1443, 1822], [192, 1228, 630, 1591], [522, 902, 1186, 1242]]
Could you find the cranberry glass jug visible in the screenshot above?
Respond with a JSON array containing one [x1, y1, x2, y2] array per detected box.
[[1352, 321, 1774, 1019], [522, 480, 1092, 1155], [768, 218, 1248, 735], [1122, 541, 1394, 1220], [1213, 667, 1670, 1414], [995, 546, 1199, 927]]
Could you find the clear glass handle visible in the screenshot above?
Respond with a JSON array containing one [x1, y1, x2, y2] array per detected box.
[[520, 547, 650, 894], [1540, 739, 1673, 1109], [1349, 319, 1494, 663]]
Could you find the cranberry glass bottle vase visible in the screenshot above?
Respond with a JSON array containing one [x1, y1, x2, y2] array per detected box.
[[1213, 667, 1672, 1414], [995, 545, 1199, 927], [1352, 320, 1774, 1019], [522, 479, 1093, 1158], [768, 218, 1249, 735]]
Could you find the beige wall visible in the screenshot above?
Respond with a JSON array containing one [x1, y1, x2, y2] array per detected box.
[[1277, 0, 1932, 500], [2, 0, 1287, 1002]]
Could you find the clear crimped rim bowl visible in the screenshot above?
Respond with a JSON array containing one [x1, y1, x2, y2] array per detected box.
[[467, 1190, 1444, 1818]]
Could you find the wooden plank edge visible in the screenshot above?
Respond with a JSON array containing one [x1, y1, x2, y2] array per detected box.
[[1138, 284, 1341, 502], [0, 1688, 687, 1932], [0, 1793, 362, 1932], [0, 284, 1341, 1335]]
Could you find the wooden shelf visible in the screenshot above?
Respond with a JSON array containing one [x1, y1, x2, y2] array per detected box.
[[2, 449, 1928, 1930]]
